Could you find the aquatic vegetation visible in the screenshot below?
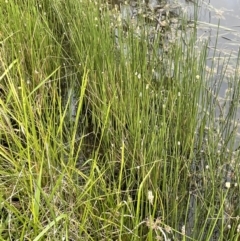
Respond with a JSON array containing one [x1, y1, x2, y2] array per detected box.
[[0, 0, 240, 240]]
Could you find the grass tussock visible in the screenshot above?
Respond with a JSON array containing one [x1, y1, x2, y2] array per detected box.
[[1, 0, 240, 240]]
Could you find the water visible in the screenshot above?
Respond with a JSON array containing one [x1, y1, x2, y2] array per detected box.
[[197, 0, 240, 148], [180, 0, 240, 46], [177, 0, 240, 73]]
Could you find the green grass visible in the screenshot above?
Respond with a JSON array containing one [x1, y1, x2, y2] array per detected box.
[[0, 0, 240, 240]]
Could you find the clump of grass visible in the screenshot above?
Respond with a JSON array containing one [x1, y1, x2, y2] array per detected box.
[[1, 0, 240, 240]]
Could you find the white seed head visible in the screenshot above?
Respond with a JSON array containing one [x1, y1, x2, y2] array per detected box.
[[225, 182, 231, 188], [181, 225, 185, 235], [147, 190, 154, 205]]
